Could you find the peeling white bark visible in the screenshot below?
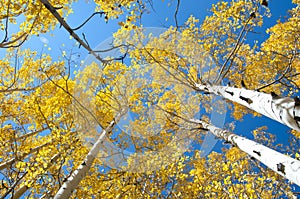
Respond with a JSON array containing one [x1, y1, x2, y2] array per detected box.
[[195, 84, 300, 131], [191, 118, 300, 186], [54, 111, 124, 199]]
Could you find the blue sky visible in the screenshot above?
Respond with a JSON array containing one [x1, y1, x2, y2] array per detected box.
[[77, 0, 299, 191], [90, 0, 299, 192], [9, 0, 295, 61], [1, 0, 299, 195]]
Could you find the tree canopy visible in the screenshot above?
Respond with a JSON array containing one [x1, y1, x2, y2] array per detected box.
[[0, 0, 300, 198]]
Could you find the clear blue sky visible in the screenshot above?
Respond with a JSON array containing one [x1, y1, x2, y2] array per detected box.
[[1, 0, 299, 195], [32, 0, 300, 191], [79, 0, 298, 191], [16, 0, 295, 63]]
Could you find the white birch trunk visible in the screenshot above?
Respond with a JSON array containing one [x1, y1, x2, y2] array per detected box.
[[191, 118, 300, 186], [54, 111, 124, 199], [0, 142, 50, 171], [195, 84, 300, 131]]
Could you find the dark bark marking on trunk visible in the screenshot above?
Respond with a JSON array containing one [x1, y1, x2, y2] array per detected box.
[[239, 96, 253, 104], [225, 90, 234, 96], [253, 150, 261, 156], [294, 97, 300, 106], [277, 163, 286, 175]]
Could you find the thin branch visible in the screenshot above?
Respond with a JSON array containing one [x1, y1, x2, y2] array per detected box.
[[0, 87, 37, 93], [1, 0, 11, 44], [174, 0, 180, 29], [12, 128, 49, 142], [214, 16, 253, 84], [72, 12, 105, 31], [143, 48, 195, 90], [93, 44, 130, 53], [256, 50, 296, 91], [0, 33, 27, 48], [81, 33, 90, 48], [42, 69, 104, 129], [0, 142, 51, 171], [0, 6, 42, 48], [0, 171, 28, 199], [39, 0, 107, 65]]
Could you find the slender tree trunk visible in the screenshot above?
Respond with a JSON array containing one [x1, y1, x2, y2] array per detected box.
[[54, 110, 125, 199], [10, 153, 61, 199], [195, 83, 300, 131], [0, 142, 51, 171], [13, 128, 48, 142], [190, 118, 300, 186], [11, 186, 28, 199], [0, 172, 28, 199]]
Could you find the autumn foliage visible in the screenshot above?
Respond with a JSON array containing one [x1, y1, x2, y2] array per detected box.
[[0, 0, 300, 198]]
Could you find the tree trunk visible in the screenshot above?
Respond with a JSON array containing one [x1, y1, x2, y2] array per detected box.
[[53, 110, 125, 199], [190, 118, 300, 186], [11, 186, 28, 199], [10, 153, 61, 199], [0, 142, 51, 171], [14, 128, 48, 141], [195, 83, 300, 131]]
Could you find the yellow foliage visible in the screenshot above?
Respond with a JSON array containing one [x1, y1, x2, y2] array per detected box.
[[291, 130, 300, 138], [0, 0, 298, 198]]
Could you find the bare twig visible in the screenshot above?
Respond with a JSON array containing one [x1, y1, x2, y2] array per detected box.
[[72, 12, 105, 31], [256, 47, 296, 91], [174, 0, 180, 29], [1, 0, 11, 44], [214, 16, 253, 84]]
